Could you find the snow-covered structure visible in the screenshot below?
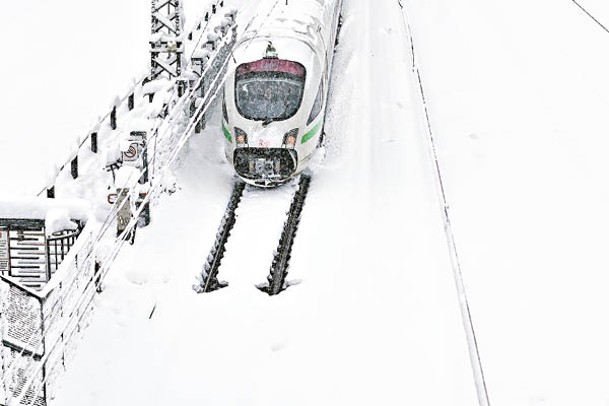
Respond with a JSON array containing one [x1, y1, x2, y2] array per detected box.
[[0, 198, 98, 406], [0, 2, 239, 404], [150, 0, 186, 79], [0, 198, 90, 290]]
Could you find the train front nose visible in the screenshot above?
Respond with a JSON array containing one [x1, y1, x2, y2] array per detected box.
[[233, 147, 298, 186]]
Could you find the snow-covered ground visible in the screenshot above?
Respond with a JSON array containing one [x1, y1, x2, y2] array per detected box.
[[409, 0, 609, 404], [50, 0, 476, 404], [3, 0, 609, 405]]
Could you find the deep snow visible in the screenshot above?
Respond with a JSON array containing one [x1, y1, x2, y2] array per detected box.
[[408, 0, 609, 404], [2, 0, 609, 405]]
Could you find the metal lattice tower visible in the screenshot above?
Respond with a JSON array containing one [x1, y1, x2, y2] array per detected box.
[[150, 0, 185, 80]]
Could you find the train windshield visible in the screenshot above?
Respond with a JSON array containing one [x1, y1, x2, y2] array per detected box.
[[235, 59, 306, 124]]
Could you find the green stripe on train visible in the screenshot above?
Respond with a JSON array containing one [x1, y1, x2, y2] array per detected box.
[[222, 123, 232, 142], [301, 121, 323, 144]]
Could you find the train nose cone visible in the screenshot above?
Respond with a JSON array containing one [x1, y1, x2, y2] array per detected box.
[[250, 125, 284, 148], [233, 147, 298, 186]]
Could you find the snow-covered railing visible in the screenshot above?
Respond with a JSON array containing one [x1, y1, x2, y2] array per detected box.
[[0, 198, 89, 291], [37, 77, 147, 199], [36, 0, 231, 200], [0, 277, 45, 406], [93, 7, 239, 287], [46, 230, 79, 275], [0, 219, 98, 406]]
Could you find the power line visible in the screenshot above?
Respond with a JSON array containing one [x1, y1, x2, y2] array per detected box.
[[571, 0, 609, 35]]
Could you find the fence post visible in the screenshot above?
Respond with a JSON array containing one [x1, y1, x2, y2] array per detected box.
[[71, 155, 78, 179], [47, 186, 55, 199], [0, 281, 7, 406], [205, 33, 218, 52], [128, 93, 134, 111], [90, 132, 98, 153], [195, 99, 205, 133], [110, 105, 117, 130], [115, 188, 132, 240], [94, 261, 102, 293], [40, 298, 48, 405]]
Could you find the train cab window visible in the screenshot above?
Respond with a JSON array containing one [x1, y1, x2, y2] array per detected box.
[[235, 59, 306, 124], [307, 81, 323, 125]]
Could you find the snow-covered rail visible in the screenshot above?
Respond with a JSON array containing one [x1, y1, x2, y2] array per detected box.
[[195, 174, 311, 295], [260, 174, 311, 296], [195, 180, 246, 292], [399, 3, 490, 406]]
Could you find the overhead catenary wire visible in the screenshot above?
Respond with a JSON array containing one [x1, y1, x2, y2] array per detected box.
[[571, 0, 609, 35]]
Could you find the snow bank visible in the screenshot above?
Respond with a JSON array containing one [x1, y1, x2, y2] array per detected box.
[[142, 78, 173, 96], [45, 209, 79, 235], [0, 197, 91, 222], [114, 166, 141, 189]]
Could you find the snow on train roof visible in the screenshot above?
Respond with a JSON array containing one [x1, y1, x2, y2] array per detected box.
[[237, 0, 335, 55], [233, 0, 339, 74]]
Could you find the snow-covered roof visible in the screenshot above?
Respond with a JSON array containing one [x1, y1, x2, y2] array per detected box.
[[0, 197, 91, 222]]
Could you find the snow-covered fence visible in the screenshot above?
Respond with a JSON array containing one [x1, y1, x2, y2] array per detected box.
[[0, 2, 238, 405], [0, 219, 98, 406], [36, 0, 233, 202], [46, 230, 79, 274], [39, 225, 97, 402], [36, 78, 147, 199], [93, 7, 239, 289], [0, 278, 45, 406], [0, 199, 89, 291]]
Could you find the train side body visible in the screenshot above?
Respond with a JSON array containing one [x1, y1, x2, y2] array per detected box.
[[222, 0, 342, 186]]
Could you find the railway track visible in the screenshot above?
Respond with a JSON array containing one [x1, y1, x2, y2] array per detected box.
[[194, 173, 312, 295]]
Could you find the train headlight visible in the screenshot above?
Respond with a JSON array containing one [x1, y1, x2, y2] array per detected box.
[[282, 128, 299, 149], [235, 127, 248, 147]]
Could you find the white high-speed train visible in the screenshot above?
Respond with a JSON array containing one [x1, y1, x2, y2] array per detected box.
[[221, 0, 343, 186]]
